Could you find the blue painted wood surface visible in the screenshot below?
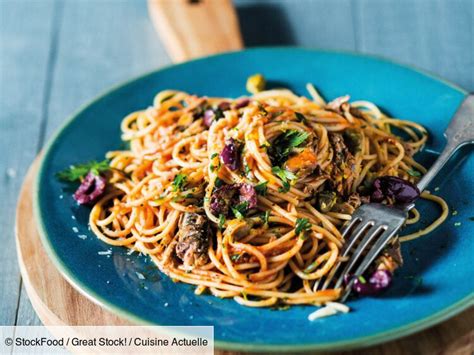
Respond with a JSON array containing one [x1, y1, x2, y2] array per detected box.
[[0, 0, 472, 327]]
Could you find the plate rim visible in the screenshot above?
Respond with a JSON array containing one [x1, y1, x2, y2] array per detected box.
[[33, 47, 473, 352]]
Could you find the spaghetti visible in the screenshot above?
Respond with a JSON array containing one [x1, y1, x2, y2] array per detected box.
[[87, 82, 447, 307]]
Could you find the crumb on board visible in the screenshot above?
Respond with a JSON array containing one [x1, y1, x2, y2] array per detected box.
[[6, 168, 17, 178]]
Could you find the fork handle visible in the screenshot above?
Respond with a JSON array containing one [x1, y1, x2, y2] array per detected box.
[[417, 94, 474, 192]]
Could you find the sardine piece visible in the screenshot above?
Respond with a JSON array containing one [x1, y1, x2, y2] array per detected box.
[[175, 213, 210, 268]]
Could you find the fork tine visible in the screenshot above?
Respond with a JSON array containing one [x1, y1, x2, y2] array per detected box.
[[339, 227, 400, 302], [340, 220, 374, 256], [334, 225, 386, 289], [339, 215, 361, 238], [314, 220, 373, 291]]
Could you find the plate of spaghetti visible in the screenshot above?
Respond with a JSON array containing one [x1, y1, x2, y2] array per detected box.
[[35, 48, 474, 352]]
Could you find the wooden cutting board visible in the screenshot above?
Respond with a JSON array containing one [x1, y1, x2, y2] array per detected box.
[[15, 0, 473, 353]]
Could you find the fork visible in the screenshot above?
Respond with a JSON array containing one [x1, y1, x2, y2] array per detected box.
[[316, 94, 474, 301]]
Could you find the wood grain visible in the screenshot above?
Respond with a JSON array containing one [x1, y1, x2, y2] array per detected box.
[[44, 0, 170, 141], [148, 0, 243, 62], [353, 0, 474, 91], [0, 0, 56, 326]]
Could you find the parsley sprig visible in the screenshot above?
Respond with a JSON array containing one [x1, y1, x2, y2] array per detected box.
[[268, 129, 310, 166], [295, 218, 312, 238], [255, 181, 268, 196], [56, 160, 109, 182], [407, 168, 421, 177], [172, 173, 187, 192], [218, 214, 226, 230], [232, 201, 249, 219], [261, 210, 270, 226], [272, 166, 296, 193]]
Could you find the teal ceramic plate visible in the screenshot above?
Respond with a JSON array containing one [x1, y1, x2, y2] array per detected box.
[[34, 48, 474, 352]]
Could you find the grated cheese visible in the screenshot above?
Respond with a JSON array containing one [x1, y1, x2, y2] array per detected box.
[[308, 306, 338, 321], [326, 301, 350, 313]]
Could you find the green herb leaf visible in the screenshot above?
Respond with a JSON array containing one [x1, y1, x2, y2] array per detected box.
[[268, 130, 310, 166], [272, 166, 296, 181], [243, 163, 251, 177], [260, 210, 270, 225], [303, 261, 318, 274], [214, 177, 224, 188], [272, 166, 296, 193], [407, 168, 422, 177], [232, 201, 249, 219], [358, 275, 367, 284], [278, 181, 291, 193], [278, 181, 290, 193], [231, 254, 242, 262], [295, 217, 312, 236], [210, 152, 219, 159], [255, 181, 268, 196], [56, 160, 109, 182], [295, 112, 307, 123], [218, 214, 226, 230], [172, 173, 187, 192]]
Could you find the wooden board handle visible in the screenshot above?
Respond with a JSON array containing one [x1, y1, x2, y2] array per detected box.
[[148, 0, 243, 63]]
